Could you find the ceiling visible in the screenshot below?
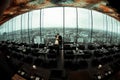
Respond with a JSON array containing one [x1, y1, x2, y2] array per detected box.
[[0, 0, 120, 25]]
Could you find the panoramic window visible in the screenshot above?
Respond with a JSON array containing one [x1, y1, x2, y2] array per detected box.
[[0, 7, 120, 44]]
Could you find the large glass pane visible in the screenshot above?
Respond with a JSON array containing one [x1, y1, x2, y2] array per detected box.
[[12, 17, 16, 41], [103, 14, 107, 43], [6, 21, 9, 41], [21, 13, 29, 43], [28, 12, 33, 44], [92, 10, 104, 44], [31, 10, 40, 44], [106, 16, 112, 43], [41, 9, 44, 44], [42, 7, 63, 45], [13, 17, 17, 42], [0, 25, 4, 41], [112, 19, 117, 43], [7, 21, 10, 40], [3, 24, 7, 41], [111, 18, 114, 43], [102, 14, 106, 43], [0, 26, 2, 41], [78, 8, 91, 43], [117, 22, 120, 43], [8, 19, 13, 41], [0, 7, 120, 46], [0, 27, 2, 41], [64, 7, 76, 43], [115, 19, 119, 43], [15, 15, 22, 42]]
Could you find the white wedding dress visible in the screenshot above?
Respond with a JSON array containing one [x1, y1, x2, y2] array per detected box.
[[55, 35, 59, 45]]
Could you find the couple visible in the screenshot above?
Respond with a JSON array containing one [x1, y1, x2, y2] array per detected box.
[[55, 33, 62, 45]]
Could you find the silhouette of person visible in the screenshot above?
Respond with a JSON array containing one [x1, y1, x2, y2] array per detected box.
[[55, 33, 62, 46], [54, 33, 62, 55]]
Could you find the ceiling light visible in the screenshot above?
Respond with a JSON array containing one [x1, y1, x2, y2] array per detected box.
[[9, 12, 14, 15]]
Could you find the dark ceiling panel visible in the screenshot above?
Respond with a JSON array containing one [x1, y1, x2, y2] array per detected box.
[[107, 0, 120, 12], [0, 0, 120, 25], [0, 0, 10, 16]]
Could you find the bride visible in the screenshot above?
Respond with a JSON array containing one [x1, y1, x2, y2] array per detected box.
[[55, 34, 59, 45]]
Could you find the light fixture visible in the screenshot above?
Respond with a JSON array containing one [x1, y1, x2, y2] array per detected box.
[[98, 64, 102, 69], [18, 70, 21, 73], [35, 77, 40, 80], [41, 78, 44, 80], [6, 55, 10, 59], [21, 71, 25, 75], [23, 49, 26, 52], [30, 76, 35, 79], [32, 65, 37, 69], [105, 73, 108, 76], [108, 71, 111, 74], [97, 75, 102, 80], [76, 47, 78, 51], [9, 12, 14, 15]]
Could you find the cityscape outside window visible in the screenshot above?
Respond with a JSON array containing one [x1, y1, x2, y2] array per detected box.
[[0, 7, 120, 45]]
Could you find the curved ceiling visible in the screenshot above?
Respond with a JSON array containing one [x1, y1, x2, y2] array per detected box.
[[0, 0, 120, 25]]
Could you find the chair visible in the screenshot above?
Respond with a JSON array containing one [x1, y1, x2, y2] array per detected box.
[[64, 60, 74, 69], [94, 50, 103, 58], [100, 57, 108, 65], [39, 44, 45, 48], [22, 56, 34, 64], [50, 69, 63, 79], [78, 44, 85, 50], [64, 51, 74, 60], [47, 52, 57, 59], [87, 44, 96, 50], [91, 58, 100, 67], [78, 60, 88, 69], [64, 44, 71, 50], [43, 59, 57, 68], [34, 58, 43, 67], [83, 50, 92, 59]]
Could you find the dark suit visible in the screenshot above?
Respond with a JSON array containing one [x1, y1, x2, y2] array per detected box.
[[58, 35, 62, 45]]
